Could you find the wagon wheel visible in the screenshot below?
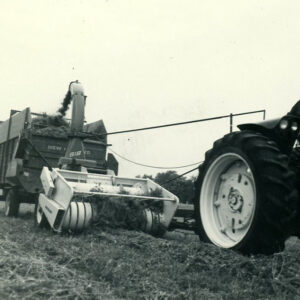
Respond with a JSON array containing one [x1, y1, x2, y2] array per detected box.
[[4, 188, 20, 217], [194, 130, 298, 255]]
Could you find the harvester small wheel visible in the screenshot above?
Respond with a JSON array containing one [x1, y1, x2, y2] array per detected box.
[[194, 130, 298, 255], [142, 209, 167, 237], [4, 189, 20, 217], [34, 198, 49, 228]]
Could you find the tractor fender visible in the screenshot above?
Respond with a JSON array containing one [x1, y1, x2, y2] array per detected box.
[[237, 118, 280, 138], [238, 117, 299, 155]]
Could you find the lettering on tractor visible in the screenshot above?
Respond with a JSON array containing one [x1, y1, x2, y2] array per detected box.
[[69, 150, 82, 157], [48, 145, 63, 151]]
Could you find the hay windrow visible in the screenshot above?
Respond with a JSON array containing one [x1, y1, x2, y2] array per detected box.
[[74, 188, 165, 231], [91, 196, 147, 230]]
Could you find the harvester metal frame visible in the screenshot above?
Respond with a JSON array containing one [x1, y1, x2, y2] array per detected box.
[[39, 167, 178, 233], [34, 81, 179, 235]]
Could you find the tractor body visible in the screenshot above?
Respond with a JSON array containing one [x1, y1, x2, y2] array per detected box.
[[194, 101, 300, 254]]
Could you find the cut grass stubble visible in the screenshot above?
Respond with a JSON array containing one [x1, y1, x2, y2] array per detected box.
[[1, 205, 300, 299]]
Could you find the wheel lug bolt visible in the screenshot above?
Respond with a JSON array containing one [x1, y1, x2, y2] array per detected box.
[[220, 226, 226, 233], [214, 201, 221, 207], [220, 175, 227, 181]]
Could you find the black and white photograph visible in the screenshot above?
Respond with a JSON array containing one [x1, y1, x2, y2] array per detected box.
[[1, 1, 300, 299]]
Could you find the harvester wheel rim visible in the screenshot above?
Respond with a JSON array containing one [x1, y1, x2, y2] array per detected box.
[[200, 152, 256, 248]]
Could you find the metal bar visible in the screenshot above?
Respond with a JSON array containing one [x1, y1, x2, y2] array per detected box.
[[174, 203, 194, 218], [105, 114, 232, 136], [231, 109, 266, 117], [162, 166, 199, 186], [104, 109, 266, 136], [75, 191, 177, 202], [230, 113, 233, 133], [24, 108, 31, 129]]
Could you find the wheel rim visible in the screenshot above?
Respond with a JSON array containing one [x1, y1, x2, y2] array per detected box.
[[36, 203, 43, 224], [200, 152, 256, 248]]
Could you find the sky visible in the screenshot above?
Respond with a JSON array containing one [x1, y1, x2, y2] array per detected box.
[[1, 0, 300, 178]]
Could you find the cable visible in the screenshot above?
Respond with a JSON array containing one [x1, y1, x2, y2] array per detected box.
[[161, 166, 200, 187], [108, 147, 203, 169], [90, 110, 264, 175]]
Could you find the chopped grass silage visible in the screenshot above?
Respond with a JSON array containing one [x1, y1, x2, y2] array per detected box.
[[31, 114, 70, 128], [30, 114, 70, 138], [2, 204, 300, 299], [91, 196, 147, 230]]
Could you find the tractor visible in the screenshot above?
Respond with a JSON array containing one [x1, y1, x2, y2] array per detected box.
[[193, 101, 300, 254]]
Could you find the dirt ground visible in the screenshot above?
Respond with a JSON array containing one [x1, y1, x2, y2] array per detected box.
[[1, 203, 300, 300]]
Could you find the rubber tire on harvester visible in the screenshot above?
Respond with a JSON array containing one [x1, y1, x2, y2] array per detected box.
[[4, 189, 20, 217], [34, 197, 49, 229], [194, 130, 298, 255]]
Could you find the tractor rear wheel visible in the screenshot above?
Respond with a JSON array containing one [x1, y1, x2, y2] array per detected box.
[[4, 189, 20, 217], [194, 131, 297, 255], [34, 198, 49, 228]]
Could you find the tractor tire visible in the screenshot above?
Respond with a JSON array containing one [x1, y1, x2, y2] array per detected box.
[[34, 197, 49, 229], [4, 189, 20, 217], [287, 147, 300, 237], [194, 130, 298, 255]]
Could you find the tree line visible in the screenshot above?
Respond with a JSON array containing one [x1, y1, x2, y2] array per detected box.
[[137, 170, 196, 204]]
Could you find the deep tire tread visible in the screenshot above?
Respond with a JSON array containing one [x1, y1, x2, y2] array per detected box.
[[194, 130, 298, 255]]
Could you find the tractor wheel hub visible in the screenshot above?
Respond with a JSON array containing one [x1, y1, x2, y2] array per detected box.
[[228, 187, 244, 212], [218, 172, 255, 230]]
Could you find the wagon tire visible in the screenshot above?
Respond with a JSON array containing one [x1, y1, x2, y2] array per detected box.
[[4, 189, 20, 217], [194, 130, 298, 255]]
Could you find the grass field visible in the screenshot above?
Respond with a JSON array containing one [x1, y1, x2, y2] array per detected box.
[[1, 203, 300, 300]]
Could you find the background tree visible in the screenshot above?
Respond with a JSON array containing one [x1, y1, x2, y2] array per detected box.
[[137, 171, 196, 204]]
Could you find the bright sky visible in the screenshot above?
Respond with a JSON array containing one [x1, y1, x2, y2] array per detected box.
[[1, 0, 300, 177]]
